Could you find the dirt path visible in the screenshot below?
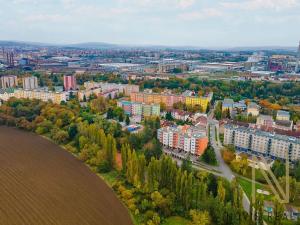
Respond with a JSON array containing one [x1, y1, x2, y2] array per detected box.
[[0, 126, 133, 225]]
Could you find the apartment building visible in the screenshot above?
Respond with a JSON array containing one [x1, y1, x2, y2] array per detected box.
[[130, 92, 211, 111], [0, 75, 18, 88], [63, 75, 77, 91], [78, 88, 102, 101], [22, 76, 38, 90], [118, 100, 160, 117], [157, 125, 208, 156], [0, 89, 66, 104], [224, 124, 300, 162], [84, 81, 139, 96], [185, 96, 210, 112], [15, 89, 67, 104]]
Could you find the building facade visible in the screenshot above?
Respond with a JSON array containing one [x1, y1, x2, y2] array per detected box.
[[277, 110, 290, 121], [247, 102, 260, 116], [0, 75, 18, 89], [130, 92, 211, 111], [0, 89, 67, 104], [22, 76, 38, 90], [63, 75, 77, 91], [118, 100, 160, 117], [157, 126, 208, 156], [224, 124, 300, 162], [84, 82, 139, 96]]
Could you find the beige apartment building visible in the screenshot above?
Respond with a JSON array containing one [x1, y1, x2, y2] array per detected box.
[[224, 124, 300, 162]]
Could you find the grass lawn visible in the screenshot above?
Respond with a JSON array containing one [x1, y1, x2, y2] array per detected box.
[[162, 216, 190, 225], [237, 177, 273, 201]]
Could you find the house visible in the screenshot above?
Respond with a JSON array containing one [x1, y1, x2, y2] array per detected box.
[[171, 110, 191, 121], [274, 120, 293, 131], [233, 101, 247, 111], [257, 115, 274, 127], [277, 110, 290, 121], [247, 102, 260, 116], [195, 116, 208, 128], [222, 98, 234, 113]]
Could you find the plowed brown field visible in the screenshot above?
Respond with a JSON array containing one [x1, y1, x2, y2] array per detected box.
[[0, 126, 133, 225]]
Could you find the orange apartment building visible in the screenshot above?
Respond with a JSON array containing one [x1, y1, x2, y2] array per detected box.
[[157, 125, 208, 156]]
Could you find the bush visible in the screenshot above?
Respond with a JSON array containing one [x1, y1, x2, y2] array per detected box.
[[97, 160, 111, 173]]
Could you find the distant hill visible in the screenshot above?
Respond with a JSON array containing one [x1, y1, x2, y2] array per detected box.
[[0, 40, 297, 52], [64, 42, 120, 49]]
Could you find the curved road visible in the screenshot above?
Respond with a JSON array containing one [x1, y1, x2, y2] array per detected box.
[[208, 120, 250, 213]]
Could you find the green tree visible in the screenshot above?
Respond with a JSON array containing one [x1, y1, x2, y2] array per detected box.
[[189, 210, 211, 225], [273, 198, 284, 225], [125, 115, 130, 125], [200, 146, 217, 166], [271, 160, 286, 178], [105, 134, 117, 170]]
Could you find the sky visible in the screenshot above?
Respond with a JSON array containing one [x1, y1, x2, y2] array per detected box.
[[0, 0, 300, 47]]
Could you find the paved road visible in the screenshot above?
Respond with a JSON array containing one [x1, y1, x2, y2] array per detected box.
[[208, 120, 250, 213]]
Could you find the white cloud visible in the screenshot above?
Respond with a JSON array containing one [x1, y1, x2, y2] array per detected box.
[[178, 8, 223, 21], [177, 0, 196, 9], [24, 14, 70, 23], [221, 0, 299, 11], [117, 0, 196, 9]]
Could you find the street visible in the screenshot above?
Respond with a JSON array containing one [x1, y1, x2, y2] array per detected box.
[[208, 120, 250, 213]]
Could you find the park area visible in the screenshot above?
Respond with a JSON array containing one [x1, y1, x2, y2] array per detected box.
[[0, 126, 132, 225]]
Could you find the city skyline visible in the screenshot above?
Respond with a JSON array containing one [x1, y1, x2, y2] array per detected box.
[[1, 0, 300, 47]]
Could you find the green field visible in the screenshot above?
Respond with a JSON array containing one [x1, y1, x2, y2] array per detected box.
[[238, 177, 273, 201]]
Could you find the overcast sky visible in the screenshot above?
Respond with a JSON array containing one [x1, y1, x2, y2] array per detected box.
[[0, 0, 300, 47]]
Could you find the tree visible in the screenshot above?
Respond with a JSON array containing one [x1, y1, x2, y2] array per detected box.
[[272, 198, 284, 225], [271, 160, 286, 178], [68, 123, 78, 139], [83, 94, 87, 102], [217, 180, 226, 203], [189, 210, 211, 225], [254, 194, 264, 225], [279, 176, 299, 202], [118, 113, 124, 122], [106, 108, 114, 119], [181, 157, 193, 173], [105, 134, 117, 170], [125, 115, 130, 125], [294, 160, 300, 181], [165, 111, 173, 121], [200, 146, 217, 166], [121, 144, 129, 173], [51, 128, 69, 144]]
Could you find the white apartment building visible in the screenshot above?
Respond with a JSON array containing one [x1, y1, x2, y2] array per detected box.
[[84, 82, 139, 96], [23, 76, 38, 90], [0, 75, 18, 88], [224, 124, 300, 162]]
